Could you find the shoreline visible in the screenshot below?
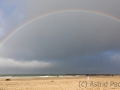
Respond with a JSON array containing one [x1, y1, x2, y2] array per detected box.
[[0, 75, 119, 80], [0, 76, 120, 90]]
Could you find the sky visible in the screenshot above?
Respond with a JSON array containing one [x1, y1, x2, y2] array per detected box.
[[0, 0, 120, 74]]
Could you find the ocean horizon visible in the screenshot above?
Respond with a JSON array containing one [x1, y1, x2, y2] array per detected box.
[[0, 74, 74, 78], [0, 74, 118, 78]]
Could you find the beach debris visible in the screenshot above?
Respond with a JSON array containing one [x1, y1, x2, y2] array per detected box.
[[6, 78, 10, 81], [51, 81, 54, 82]]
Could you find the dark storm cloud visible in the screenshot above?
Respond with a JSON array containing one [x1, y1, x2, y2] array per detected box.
[[38, 53, 120, 74], [0, 0, 120, 74], [0, 13, 120, 61]]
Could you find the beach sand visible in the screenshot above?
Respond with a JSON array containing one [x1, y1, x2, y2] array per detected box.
[[0, 76, 120, 90]]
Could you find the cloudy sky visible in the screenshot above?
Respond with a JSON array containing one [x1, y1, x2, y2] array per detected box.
[[0, 0, 120, 74]]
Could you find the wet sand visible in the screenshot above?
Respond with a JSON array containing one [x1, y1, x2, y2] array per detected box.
[[0, 76, 120, 90]]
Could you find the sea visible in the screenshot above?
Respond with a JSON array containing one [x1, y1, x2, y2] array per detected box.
[[0, 74, 74, 78], [0, 74, 85, 78]]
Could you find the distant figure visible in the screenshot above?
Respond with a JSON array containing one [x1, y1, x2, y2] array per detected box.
[[87, 76, 89, 81]]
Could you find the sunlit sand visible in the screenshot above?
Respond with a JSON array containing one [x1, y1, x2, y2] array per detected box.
[[0, 75, 120, 90]]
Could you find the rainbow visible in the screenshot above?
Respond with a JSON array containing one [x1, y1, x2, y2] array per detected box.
[[0, 9, 120, 49]]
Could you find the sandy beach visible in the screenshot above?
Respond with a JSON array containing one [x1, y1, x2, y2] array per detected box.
[[0, 76, 120, 90]]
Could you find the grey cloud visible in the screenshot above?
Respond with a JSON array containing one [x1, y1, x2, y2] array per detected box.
[[0, 0, 120, 74], [44, 53, 120, 74], [24, 0, 120, 20], [0, 58, 53, 74], [0, 53, 120, 74], [0, 12, 120, 61]]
